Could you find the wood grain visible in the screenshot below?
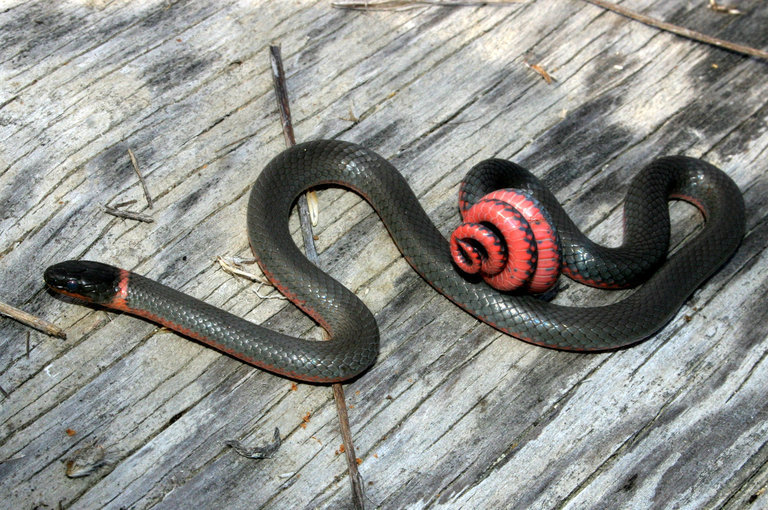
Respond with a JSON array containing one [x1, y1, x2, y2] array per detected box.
[[1, 0, 767, 508]]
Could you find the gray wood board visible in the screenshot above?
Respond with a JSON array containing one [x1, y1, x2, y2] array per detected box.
[[1, 0, 767, 508]]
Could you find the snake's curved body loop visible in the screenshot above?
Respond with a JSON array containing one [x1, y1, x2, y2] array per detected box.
[[45, 140, 745, 382]]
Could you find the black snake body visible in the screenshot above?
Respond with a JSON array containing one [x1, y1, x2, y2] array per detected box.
[[45, 140, 745, 382]]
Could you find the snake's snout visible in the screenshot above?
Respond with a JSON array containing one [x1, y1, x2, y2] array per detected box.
[[44, 260, 122, 304], [44, 261, 78, 290]]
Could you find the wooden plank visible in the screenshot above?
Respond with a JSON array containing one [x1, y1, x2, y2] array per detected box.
[[1, 0, 767, 508]]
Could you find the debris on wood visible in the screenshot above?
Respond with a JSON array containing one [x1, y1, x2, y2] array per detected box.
[[523, 59, 556, 84], [306, 191, 319, 227], [583, 0, 767, 61], [0, 300, 67, 339], [216, 256, 286, 300], [127, 148, 154, 209], [64, 441, 116, 478], [225, 428, 282, 459], [111, 199, 138, 209], [216, 255, 270, 284], [103, 204, 154, 223], [341, 102, 360, 123], [332, 0, 525, 11], [707, 0, 741, 15]]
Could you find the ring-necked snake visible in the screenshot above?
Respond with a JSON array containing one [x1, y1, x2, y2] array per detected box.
[[44, 140, 745, 383]]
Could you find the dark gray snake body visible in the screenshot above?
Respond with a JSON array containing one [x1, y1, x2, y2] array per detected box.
[[45, 140, 745, 382]]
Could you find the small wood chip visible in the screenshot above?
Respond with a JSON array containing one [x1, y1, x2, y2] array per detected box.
[[306, 191, 319, 227], [524, 60, 556, 84], [708, 0, 741, 15]]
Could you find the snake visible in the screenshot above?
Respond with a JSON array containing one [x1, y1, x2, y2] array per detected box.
[[44, 139, 745, 383]]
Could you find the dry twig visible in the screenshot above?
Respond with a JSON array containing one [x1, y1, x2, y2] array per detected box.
[[337, 0, 765, 60], [333, 0, 524, 10], [103, 205, 154, 223], [268, 44, 366, 510], [269, 45, 320, 256], [583, 0, 768, 61], [0, 300, 67, 339], [111, 199, 138, 209], [216, 256, 285, 300], [128, 148, 154, 209], [216, 256, 270, 284]]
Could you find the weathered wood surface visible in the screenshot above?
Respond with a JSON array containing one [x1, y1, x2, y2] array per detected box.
[[1, 0, 767, 508]]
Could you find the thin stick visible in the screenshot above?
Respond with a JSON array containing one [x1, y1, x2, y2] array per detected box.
[[269, 46, 296, 148], [103, 205, 154, 223], [128, 148, 154, 209], [336, 0, 767, 60], [333, 0, 524, 10], [268, 44, 366, 510], [111, 199, 138, 209], [333, 384, 366, 506], [217, 256, 271, 285], [0, 301, 67, 339], [583, 0, 768, 61], [269, 45, 319, 261]]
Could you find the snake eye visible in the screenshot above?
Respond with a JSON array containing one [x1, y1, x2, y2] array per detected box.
[[65, 279, 79, 293]]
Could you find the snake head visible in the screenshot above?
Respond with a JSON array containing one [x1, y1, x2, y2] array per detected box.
[[44, 260, 122, 304]]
